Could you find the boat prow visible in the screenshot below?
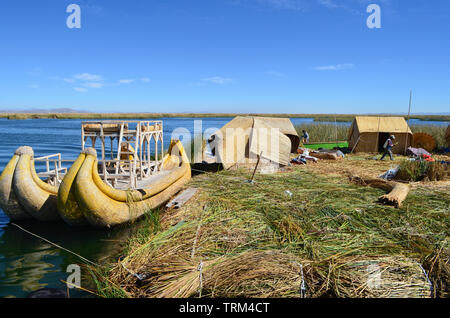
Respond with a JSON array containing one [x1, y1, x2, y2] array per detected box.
[[0, 146, 59, 221], [57, 140, 191, 228]]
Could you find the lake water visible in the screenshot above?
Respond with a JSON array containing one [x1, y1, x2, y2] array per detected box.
[[0, 117, 447, 298]]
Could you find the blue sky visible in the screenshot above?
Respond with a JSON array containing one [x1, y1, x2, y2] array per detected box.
[[0, 0, 449, 114]]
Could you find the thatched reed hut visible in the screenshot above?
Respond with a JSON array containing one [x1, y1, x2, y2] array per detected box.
[[348, 116, 412, 154], [207, 116, 300, 169]]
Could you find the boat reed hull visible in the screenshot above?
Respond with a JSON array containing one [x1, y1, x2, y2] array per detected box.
[[0, 154, 29, 220], [56, 152, 88, 226], [0, 147, 59, 221]]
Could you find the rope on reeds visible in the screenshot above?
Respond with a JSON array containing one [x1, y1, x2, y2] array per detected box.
[[120, 260, 147, 281], [191, 205, 207, 259], [11, 222, 98, 266], [300, 264, 306, 298], [291, 261, 307, 298], [126, 190, 138, 221], [126, 189, 146, 223], [416, 261, 434, 297], [197, 261, 204, 298]]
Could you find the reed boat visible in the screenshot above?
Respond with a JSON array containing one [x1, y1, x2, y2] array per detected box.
[[0, 147, 65, 221], [0, 120, 191, 227], [58, 139, 190, 228]]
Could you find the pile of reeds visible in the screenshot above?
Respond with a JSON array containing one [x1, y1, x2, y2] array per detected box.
[[95, 245, 432, 298], [396, 160, 447, 181]]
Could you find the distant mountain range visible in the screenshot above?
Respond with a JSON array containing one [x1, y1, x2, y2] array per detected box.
[[0, 108, 90, 113]]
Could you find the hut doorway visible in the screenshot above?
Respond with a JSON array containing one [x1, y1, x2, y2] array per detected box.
[[378, 132, 390, 152]]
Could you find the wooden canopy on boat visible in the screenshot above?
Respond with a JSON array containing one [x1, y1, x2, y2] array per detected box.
[[83, 123, 124, 133]]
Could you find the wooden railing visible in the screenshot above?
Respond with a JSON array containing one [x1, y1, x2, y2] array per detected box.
[[35, 153, 68, 185]]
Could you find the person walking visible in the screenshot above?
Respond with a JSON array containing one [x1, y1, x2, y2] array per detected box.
[[302, 130, 310, 144], [380, 135, 396, 160]]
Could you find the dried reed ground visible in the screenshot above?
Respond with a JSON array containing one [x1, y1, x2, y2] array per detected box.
[[91, 154, 449, 298]]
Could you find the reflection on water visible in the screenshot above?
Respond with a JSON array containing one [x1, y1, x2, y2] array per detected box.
[[0, 117, 447, 298], [0, 213, 7, 238], [0, 218, 138, 297], [3, 247, 57, 292]]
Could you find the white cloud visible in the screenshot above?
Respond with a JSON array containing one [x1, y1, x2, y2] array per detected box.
[[58, 73, 105, 91], [119, 79, 135, 84], [54, 73, 151, 90], [317, 0, 338, 9], [236, 0, 382, 14], [316, 0, 392, 15], [29, 84, 39, 89], [266, 70, 284, 77], [253, 0, 306, 11], [202, 76, 233, 85], [313, 63, 355, 71], [27, 67, 42, 76], [83, 82, 104, 88], [84, 4, 104, 15], [73, 73, 103, 81]]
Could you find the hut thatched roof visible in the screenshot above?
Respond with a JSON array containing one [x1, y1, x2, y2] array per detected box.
[[350, 116, 412, 135]]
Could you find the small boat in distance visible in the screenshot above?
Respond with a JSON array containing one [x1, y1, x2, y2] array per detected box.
[[0, 120, 191, 228]]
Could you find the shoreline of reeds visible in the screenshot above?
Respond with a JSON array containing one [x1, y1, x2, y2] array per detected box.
[[1, 112, 449, 122]]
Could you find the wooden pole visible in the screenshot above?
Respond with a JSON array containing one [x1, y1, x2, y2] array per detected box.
[[404, 90, 412, 154], [250, 151, 263, 183], [375, 116, 381, 153], [100, 124, 106, 182], [81, 124, 85, 150], [334, 115, 338, 144], [350, 136, 361, 154]]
